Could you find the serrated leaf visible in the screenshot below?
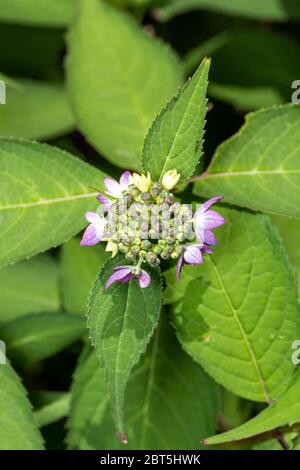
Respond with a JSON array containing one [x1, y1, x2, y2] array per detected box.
[[157, 0, 300, 22], [193, 105, 300, 218], [0, 139, 104, 269], [0, 312, 85, 365], [0, 254, 60, 324], [171, 207, 300, 403], [0, 79, 75, 140], [143, 59, 210, 181], [0, 0, 76, 27], [60, 237, 109, 315], [66, 0, 182, 170], [67, 316, 220, 449], [87, 255, 162, 439], [0, 362, 44, 449], [204, 374, 300, 445]]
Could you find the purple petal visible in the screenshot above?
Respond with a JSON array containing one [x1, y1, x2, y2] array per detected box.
[[119, 171, 131, 190], [97, 193, 112, 212], [85, 211, 101, 224], [195, 196, 223, 216], [194, 222, 205, 244], [202, 244, 213, 254], [104, 177, 122, 198], [138, 270, 151, 288], [204, 230, 218, 246], [203, 210, 225, 229], [80, 225, 101, 246], [176, 256, 184, 282], [183, 245, 203, 265], [119, 273, 135, 284], [105, 266, 133, 289]]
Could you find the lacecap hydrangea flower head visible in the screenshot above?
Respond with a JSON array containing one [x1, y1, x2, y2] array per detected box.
[[80, 169, 225, 288]]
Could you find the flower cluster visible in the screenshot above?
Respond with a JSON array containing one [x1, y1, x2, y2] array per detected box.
[[80, 170, 225, 288]]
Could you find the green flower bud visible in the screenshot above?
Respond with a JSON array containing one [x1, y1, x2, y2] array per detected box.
[[146, 252, 157, 265], [141, 192, 151, 202], [160, 202, 170, 212], [141, 240, 152, 250], [125, 252, 136, 262], [171, 252, 179, 259], [118, 243, 129, 254], [128, 186, 140, 198], [131, 245, 140, 256], [148, 228, 158, 239], [175, 245, 184, 255], [161, 250, 171, 260], [150, 187, 160, 197], [153, 244, 163, 255], [176, 233, 185, 242]]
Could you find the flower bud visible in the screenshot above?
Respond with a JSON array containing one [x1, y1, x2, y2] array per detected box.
[[141, 192, 151, 202], [131, 245, 140, 256], [153, 244, 163, 255], [106, 240, 118, 257], [130, 172, 152, 192], [162, 169, 180, 190], [141, 240, 152, 250], [125, 252, 136, 262], [146, 252, 157, 265]]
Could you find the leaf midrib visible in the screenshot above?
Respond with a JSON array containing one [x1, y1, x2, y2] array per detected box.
[[207, 256, 272, 404], [159, 76, 205, 179], [138, 319, 161, 449], [0, 192, 98, 210], [201, 169, 300, 179]]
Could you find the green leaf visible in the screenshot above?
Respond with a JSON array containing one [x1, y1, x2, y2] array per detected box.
[[60, 237, 109, 315], [172, 207, 300, 403], [67, 316, 220, 449], [193, 105, 300, 218], [0, 312, 85, 365], [157, 0, 300, 22], [0, 254, 60, 324], [0, 362, 44, 449], [0, 0, 76, 27], [34, 392, 71, 428], [206, 30, 300, 110], [87, 255, 162, 440], [0, 138, 104, 269], [204, 375, 300, 445], [66, 0, 182, 170], [0, 79, 75, 140], [271, 215, 300, 295], [143, 59, 210, 181]]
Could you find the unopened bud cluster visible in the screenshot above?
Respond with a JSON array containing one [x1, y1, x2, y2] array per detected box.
[[104, 180, 193, 268]]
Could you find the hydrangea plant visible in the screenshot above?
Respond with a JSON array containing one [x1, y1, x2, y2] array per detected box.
[[0, 0, 300, 453]]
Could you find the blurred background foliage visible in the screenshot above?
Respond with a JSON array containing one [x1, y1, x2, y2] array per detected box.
[[0, 0, 299, 450]]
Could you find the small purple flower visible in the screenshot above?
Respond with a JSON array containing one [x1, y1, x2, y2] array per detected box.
[[194, 196, 225, 246], [80, 212, 107, 246], [97, 171, 131, 212], [105, 265, 151, 289], [176, 243, 213, 281]]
